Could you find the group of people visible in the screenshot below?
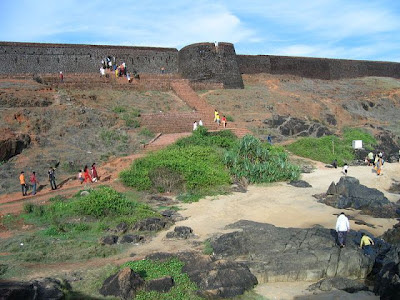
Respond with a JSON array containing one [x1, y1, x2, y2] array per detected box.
[[214, 109, 227, 128], [365, 151, 384, 176], [19, 167, 57, 197], [193, 119, 203, 131], [335, 212, 375, 256], [99, 56, 139, 83], [78, 163, 99, 184]]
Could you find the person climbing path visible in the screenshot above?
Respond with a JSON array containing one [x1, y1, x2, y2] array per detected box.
[[19, 171, 27, 196]]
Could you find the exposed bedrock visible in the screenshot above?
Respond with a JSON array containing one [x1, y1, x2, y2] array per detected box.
[[146, 252, 258, 298], [318, 176, 399, 218], [0, 128, 31, 161], [210, 220, 374, 283], [264, 115, 332, 138]]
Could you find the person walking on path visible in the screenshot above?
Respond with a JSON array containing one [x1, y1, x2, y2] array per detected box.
[[78, 170, 84, 184], [214, 110, 220, 123], [29, 171, 39, 195], [48, 167, 57, 190], [367, 151, 374, 166], [198, 119, 203, 126], [59, 71, 64, 83], [221, 115, 227, 128], [359, 233, 375, 256], [193, 121, 198, 131], [91, 163, 98, 182], [267, 135, 272, 145], [19, 171, 27, 196], [342, 163, 349, 175], [376, 155, 383, 176], [336, 212, 350, 248], [83, 165, 92, 183]]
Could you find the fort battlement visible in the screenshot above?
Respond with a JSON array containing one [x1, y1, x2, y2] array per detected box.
[[1, 41, 400, 88]]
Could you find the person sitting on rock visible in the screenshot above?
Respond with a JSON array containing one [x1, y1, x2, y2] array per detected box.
[[359, 232, 374, 256], [342, 163, 348, 175], [335, 212, 350, 248]]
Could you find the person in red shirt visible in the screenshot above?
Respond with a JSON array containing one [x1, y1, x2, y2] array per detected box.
[[30, 171, 39, 195], [221, 115, 227, 128], [59, 71, 64, 83], [91, 163, 98, 182], [83, 165, 92, 183]]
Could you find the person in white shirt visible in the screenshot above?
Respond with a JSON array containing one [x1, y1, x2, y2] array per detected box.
[[336, 212, 350, 248], [342, 163, 349, 175], [198, 119, 203, 126], [193, 121, 198, 131]]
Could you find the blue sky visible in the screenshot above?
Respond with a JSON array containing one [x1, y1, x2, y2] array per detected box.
[[1, 0, 400, 62]]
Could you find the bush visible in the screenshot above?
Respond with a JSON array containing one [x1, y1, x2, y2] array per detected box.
[[224, 135, 300, 183], [120, 145, 231, 194], [175, 126, 237, 149], [226, 115, 234, 122], [112, 106, 126, 113], [139, 127, 155, 138]]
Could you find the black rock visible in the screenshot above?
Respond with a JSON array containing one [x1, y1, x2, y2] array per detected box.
[[166, 226, 194, 239], [0, 278, 66, 300], [210, 220, 374, 282], [119, 234, 144, 244], [99, 267, 144, 300], [145, 252, 258, 298], [145, 276, 174, 293], [308, 277, 368, 293], [288, 180, 312, 188], [100, 235, 118, 245], [133, 218, 169, 232], [319, 176, 399, 218], [116, 222, 128, 233]]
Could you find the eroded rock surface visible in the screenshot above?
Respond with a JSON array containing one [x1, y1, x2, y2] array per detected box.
[[0, 128, 31, 161], [0, 278, 66, 300], [210, 220, 374, 282]]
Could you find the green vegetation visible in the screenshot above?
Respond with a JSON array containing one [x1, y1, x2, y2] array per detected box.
[[0, 187, 158, 264], [203, 240, 214, 255], [140, 127, 155, 138], [123, 258, 202, 300], [121, 127, 300, 201], [112, 105, 127, 113], [225, 135, 300, 183], [226, 115, 235, 122], [120, 128, 233, 201], [100, 129, 128, 146], [286, 128, 377, 166]]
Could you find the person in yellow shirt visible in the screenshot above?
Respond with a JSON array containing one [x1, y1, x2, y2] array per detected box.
[[360, 233, 374, 256], [19, 171, 27, 196]]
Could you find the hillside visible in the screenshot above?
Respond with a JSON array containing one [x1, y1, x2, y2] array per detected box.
[[0, 73, 399, 196]]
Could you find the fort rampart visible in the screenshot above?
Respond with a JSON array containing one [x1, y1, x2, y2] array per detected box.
[[1, 41, 400, 88]]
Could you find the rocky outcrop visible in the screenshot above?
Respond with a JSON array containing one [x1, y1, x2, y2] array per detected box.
[[373, 244, 400, 300], [210, 220, 374, 283], [99, 267, 144, 300], [145, 276, 174, 293], [0, 278, 66, 300], [146, 252, 258, 298], [264, 115, 332, 138], [381, 223, 400, 245], [0, 129, 31, 161], [318, 176, 399, 218]]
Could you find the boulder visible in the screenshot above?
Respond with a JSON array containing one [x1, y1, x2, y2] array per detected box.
[[146, 252, 258, 298], [99, 267, 144, 299], [160, 210, 186, 222], [210, 220, 374, 283], [119, 234, 144, 244], [0, 129, 31, 161], [288, 180, 312, 188], [0, 278, 66, 300], [100, 235, 118, 245], [116, 222, 129, 233], [145, 276, 174, 293], [166, 226, 194, 239], [381, 224, 400, 245], [133, 217, 169, 232], [318, 176, 399, 218], [308, 277, 368, 293]]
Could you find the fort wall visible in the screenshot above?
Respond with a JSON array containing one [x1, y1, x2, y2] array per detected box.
[[237, 55, 400, 80], [1, 41, 400, 87], [0, 42, 178, 74]]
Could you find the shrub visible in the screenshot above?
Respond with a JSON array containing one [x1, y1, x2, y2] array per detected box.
[[100, 130, 128, 146], [175, 126, 237, 149], [120, 145, 231, 194], [112, 106, 126, 113], [139, 127, 155, 138], [224, 135, 300, 183], [226, 115, 234, 122]]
